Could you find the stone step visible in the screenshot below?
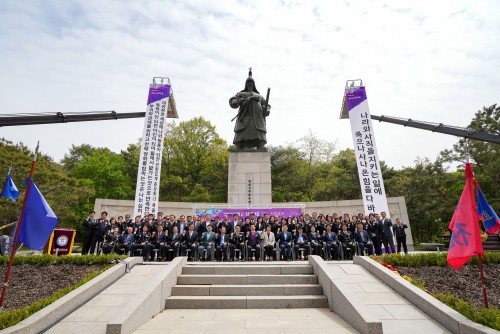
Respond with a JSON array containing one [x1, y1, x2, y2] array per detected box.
[[171, 284, 323, 296], [177, 274, 318, 285], [182, 264, 313, 275], [165, 295, 328, 309]]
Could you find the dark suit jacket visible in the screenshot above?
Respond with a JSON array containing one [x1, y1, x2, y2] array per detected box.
[[184, 231, 198, 245], [393, 223, 407, 238], [169, 233, 182, 246], [152, 232, 167, 244], [246, 231, 261, 247], [277, 231, 292, 246], [380, 218, 393, 237], [354, 230, 371, 244], [294, 232, 308, 245], [216, 233, 229, 247], [323, 231, 338, 244]]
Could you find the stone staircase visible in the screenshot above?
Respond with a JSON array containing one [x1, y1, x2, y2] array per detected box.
[[165, 262, 328, 309]]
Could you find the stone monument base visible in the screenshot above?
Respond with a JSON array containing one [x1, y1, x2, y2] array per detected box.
[[227, 149, 272, 206]]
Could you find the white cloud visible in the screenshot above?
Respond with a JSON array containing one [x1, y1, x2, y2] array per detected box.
[[0, 0, 499, 170]]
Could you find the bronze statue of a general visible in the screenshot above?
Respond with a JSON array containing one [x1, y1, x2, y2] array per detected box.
[[229, 68, 270, 150]]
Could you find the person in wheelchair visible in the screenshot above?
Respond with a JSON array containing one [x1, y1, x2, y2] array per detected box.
[[338, 224, 354, 260], [322, 224, 339, 260], [354, 222, 373, 256]]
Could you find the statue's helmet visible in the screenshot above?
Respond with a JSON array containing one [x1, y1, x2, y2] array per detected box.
[[243, 67, 259, 93]]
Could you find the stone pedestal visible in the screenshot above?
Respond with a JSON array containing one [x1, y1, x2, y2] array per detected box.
[[228, 150, 272, 206]]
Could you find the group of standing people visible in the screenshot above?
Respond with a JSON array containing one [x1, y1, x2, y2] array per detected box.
[[81, 210, 409, 261]]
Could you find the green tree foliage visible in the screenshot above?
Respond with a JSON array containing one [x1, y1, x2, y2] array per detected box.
[[0, 138, 94, 235], [72, 148, 133, 200], [441, 104, 500, 207], [161, 117, 228, 202]]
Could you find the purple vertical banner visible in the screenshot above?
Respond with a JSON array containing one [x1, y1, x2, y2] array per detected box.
[[194, 208, 303, 221]]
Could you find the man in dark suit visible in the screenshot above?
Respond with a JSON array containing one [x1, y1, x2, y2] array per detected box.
[[294, 226, 310, 260], [379, 212, 395, 254], [198, 224, 216, 261], [82, 210, 98, 255], [228, 214, 241, 235], [354, 223, 373, 256], [118, 226, 136, 255], [215, 227, 230, 261], [277, 224, 292, 261], [168, 226, 183, 261], [182, 224, 198, 260], [246, 224, 261, 261], [230, 225, 245, 261], [392, 218, 408, 254], [151, 225, 168, 261], [322, 224, 339, 260]]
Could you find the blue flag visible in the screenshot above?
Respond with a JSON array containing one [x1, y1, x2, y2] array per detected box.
[[477, 185, 500, 234], [17, 180, 58, 250], [1, 175, 19, 202]]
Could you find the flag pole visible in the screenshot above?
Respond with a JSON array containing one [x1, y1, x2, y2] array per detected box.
[[0, 142, 39, 311], [478, 254, 489, 308]]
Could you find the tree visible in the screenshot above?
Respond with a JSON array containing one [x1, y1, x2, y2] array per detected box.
[[73, 148, 133, 200], [0, 138, 94, 237], [161, 117, 228, 202], [441, 104, 500, 207]]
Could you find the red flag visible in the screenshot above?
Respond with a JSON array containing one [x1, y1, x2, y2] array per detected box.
[[447, 163, 484, 270]]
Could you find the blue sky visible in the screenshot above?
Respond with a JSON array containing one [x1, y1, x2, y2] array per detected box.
[[0, 0, 499, 168]]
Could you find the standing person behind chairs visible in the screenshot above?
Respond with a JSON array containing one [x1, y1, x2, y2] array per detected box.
[[215, 227, 230, 261], [246, 224, 261, 261], [82, 210, 98, 254], [198, 224, 216, 261], [277, 224, 292, 261], [379, 212, 395, 254], [262, 225, 276, 261], [354, 222, 373, 256], [393, 218, 408, 254], [90, 211, 109, 255]]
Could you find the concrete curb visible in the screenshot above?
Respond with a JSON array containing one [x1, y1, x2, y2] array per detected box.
[[308, 256, 383, 334], [106, 256, 187, 334], [353, 256, 499, 334], [0, 257, 142, 334]]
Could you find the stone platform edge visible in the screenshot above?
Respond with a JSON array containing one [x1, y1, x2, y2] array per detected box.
[[308, 256, 383, 334], [106, 256, 187, 334], [0, 257, 142, 334], [353, 256, 498, 334]]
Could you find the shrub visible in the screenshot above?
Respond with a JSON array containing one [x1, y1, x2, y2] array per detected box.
[[0, 254, 126, 266], [372, 252, 500, 267], [0, 265, 113, 329], [433, 293, 500, 330]]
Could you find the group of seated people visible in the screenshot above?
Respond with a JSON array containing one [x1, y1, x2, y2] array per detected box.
[[83, 210, 408, 261]]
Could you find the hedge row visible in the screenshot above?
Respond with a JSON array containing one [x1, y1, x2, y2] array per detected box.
[[0, 254, 126, 266], [0, 264, 113, 329], [373, 252, 500, 267]]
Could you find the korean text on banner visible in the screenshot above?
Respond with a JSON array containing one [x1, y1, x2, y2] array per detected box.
[[345, 86, 389, 215], [134, 84, 171, 217]]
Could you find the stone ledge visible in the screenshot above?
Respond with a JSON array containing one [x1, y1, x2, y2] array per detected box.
[[353, 256, 498, 334], [308, 256, 383, 334], [0, 257, 142, 334], [106, 256, 187, 334]]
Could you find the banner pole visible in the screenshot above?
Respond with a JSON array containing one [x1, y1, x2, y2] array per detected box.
[[0, 142, 39, 311], [478, 255, 489, 308]]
